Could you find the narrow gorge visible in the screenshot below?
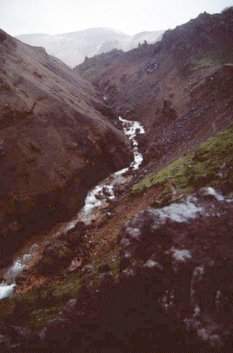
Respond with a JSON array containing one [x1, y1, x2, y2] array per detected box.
[[0, 6, 233, 353], [0, 116, 145, 300]]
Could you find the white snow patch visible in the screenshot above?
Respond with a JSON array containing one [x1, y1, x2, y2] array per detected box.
[[197, 328, 215, 343], [126, 227, 141, 240], [172, 248, 192, 263], [122, 268, 135, 277], [124, 252, 131, 259], [194, 304, 201, 317], [192, 266, 205, 281], [144, 259, 162, 269], [120, 238, 131, 247], [152, 197, 204, 224], [161, 289, 175, 312], [226, 198, 233, 203]]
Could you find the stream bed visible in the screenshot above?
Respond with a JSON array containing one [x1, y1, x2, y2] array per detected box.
[[0, 116, 145, 300]]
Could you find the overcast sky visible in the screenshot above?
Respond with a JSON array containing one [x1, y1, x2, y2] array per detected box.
[[0, 0, 232, 36]]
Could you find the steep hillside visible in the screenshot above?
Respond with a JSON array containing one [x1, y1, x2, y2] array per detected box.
[[0, 121, 232, 352], [0, 29, 131, 263], [0, 9, 233, 353], [77, 8, 233, 170], [17, 28, 163, 67]]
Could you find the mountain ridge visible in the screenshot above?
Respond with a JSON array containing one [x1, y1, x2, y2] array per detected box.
[[17, 27, 164, 67]]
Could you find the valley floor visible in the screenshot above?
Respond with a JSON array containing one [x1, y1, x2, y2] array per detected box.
[[0, 121, 232, 353]]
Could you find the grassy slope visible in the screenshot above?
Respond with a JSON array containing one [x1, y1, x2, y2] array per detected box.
[[132, 122, 233, 196]]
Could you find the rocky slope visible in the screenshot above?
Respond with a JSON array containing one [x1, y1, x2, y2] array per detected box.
[[0, 8, 233, 353], [17, 28, 163, 67], [33, 191, 233, 353], [0, 122, 232, 353], [77, 7, 233, 170], [0, 29, 131, 265]]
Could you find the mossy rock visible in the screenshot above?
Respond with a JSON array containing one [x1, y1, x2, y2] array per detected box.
[[30, 307, 63, 329], [132, 123, 233, 195], [192, 56, 218, 70], [37, 240, 75, 275], [192, 53, 233, 70], [0, 242, 121, 329]]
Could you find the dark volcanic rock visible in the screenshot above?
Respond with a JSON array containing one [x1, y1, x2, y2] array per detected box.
[[117, 190, 233, 351], [98, 263, 111, 273], [7, 189, 232, 353], [37, 241, 75, 275], [59, 222, 86, 247]]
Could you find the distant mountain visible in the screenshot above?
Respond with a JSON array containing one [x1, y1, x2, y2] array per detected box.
[[17, 28, 164, 67], [95, 30, 164, 55]]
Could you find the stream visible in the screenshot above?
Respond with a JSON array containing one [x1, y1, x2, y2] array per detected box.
[[0, 116, 145, 300]]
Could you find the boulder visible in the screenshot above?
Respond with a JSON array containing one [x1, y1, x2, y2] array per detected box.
[[37, 241, 75, 275]]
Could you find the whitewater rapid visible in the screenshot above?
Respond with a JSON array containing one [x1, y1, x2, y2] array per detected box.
[[0, 244, 39, 300], [77, 116, 145, 224], [0, 116, 145, 300]]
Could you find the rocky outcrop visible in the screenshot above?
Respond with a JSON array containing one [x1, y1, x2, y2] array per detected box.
[[0, 29, 132, 264], [1, 189, 232, 352], [117, 190, 233, 351], [40, 191, 233, 352]]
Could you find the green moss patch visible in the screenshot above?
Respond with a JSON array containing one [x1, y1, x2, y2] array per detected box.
[[132, 123, 233, 196], [192, 52, 233, 70], [0, 249, 120, 330], [192, 56, 219, 70], [30, 307, 63, 329]]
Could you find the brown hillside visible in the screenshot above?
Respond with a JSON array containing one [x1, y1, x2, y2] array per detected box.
[[77, 8, 233, 169], [0, 29, 131, 262]]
